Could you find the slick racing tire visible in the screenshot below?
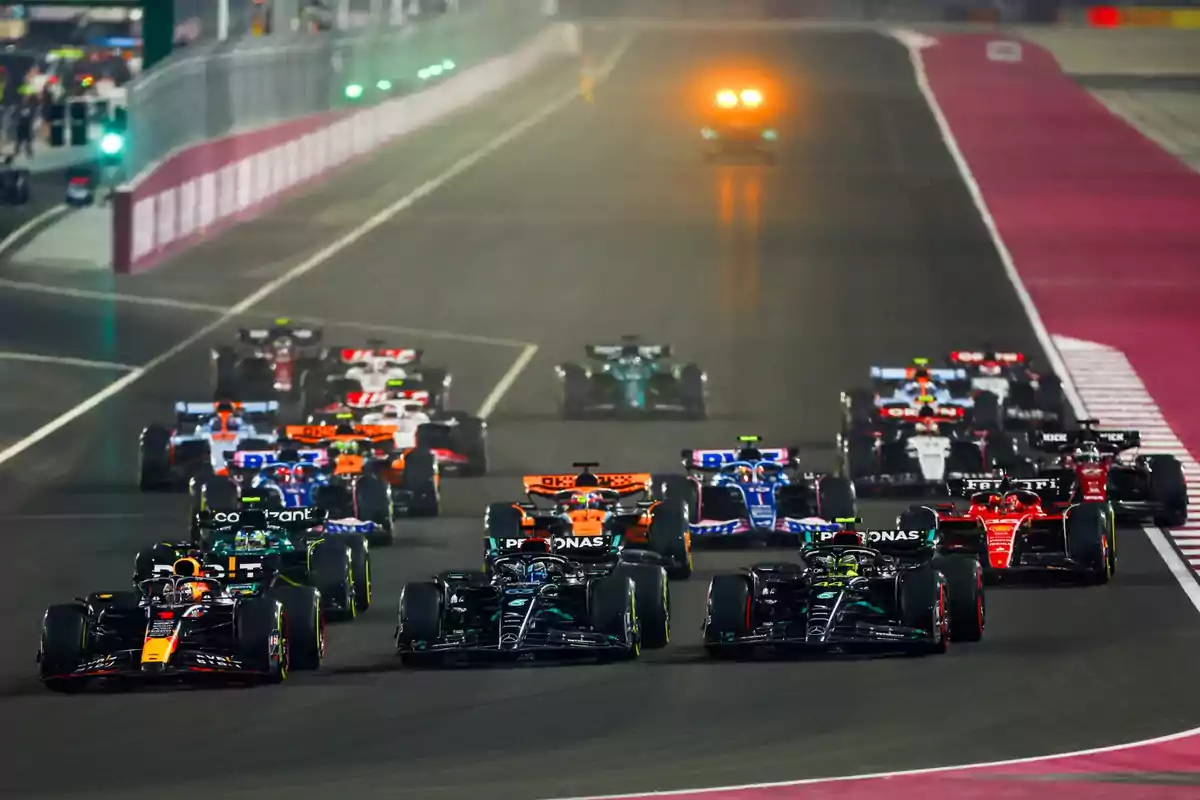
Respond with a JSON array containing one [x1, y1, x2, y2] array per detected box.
[[417, 415, 488, 477], [647, 499, 693, 580], [352, 475, 394, 545], [236, 597, 289, 683], [588, 575, 640, 661], [213, 346, 239, 399], [703, 574, 752, 658], [612, 563, 670, 649], [399, 449, 440, 517], [485, 502, 523, 547], [1148, 455, 1188, 528], [39, 604, 89, 692], [651, 474, 700, 523], [308, 540, 356, 621], [138, 425, 173, 491], [817, 476, 857, 521], [1066, 501, 1113, 585], [933, 555, 985, 643], [190, 475, 240, 543], [396, 582, 442, 666], [900, 565, 949, 655], [946, 441, 985, 476], [343, 534, 372, 613], [269, 586, 324, 670], [972, 391, 1002, 432]]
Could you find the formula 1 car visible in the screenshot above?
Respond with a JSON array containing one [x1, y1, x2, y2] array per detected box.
[[703, 524, 984, 657], [306, 346, 451, 413], [700, 86, 778, 163], [212, 319, 326, 401], [842, 358, 1000, 435], [555, 338, 706, 420], [355, 401, 488, 476], [947, 349, 1066, 430], [396, 536, 667, 664], [37, 572, 319, 692], [280, 422, 441, 518], [484, 463, 693, 579], [670, 436, 857, 541], [189, 444, 396, 545], [839, 409, 1025, 496], [141, 504, 371, 619], [1032, 421, 1188, 527], [898, 475, 1115, 584], [139, 401, 279, 491]]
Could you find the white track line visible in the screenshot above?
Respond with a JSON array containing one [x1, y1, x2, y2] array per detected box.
[[0, 351, 138, 371], [0, 204, 69, 261], [476, 344, 539, 418], [0, 34, 636, 471], [544, 724, 1200, 799], [896, 27, 1200, 615]]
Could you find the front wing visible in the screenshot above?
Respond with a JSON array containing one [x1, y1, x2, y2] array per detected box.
[[46, 648, 272, 685], [398, 627, 634, 661], [706, 619, 936, 653]]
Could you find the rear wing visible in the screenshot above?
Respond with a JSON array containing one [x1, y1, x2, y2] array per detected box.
[[174, 400, 279, 422], [523, 473, 651, 496], [484, 534, 619, 558], [1032, 427, 1140, 452], [194, 505, 326, 530], [344, 389, 430, 408], [239, 326, 320, 344], [586, 344, 671, 360], [870, 366, 967, 382], [949, 350, 1024, 366], [226, 449, 329, 470], [946, 476, 1061, 498], [283, 424, 397, 445], [876, 404, 965, 422], [339, 348, 421, 365], [682, 447, 797, 469]]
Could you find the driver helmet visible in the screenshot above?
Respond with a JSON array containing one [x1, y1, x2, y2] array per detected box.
[[269, 464, 294, 484], [1074, 443, 1101, 464], [733, 465, 755, 484], [366, 359, 388, 374], [380, 405, 401, 420], [209, 416, 241, 432], [833, 553, 860, 578], [234, 530, 269, 550], [330, 440, 360, 455], [1003, 492, 1024, 513], [526, 560, 550, 585], [292, 463, 320, 482], [567, 491, 603, 512], [172, 579, 212, 604]]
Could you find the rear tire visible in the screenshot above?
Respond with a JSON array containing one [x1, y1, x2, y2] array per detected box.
[[560, 364, 591, 420], [400, 449, 439, 517], [396, 582, 442, 665], [1066, 501, 1112, 584], [235, 597, 288, 683], [1148, 455, 1188, 528], [352, 475, 394, 545], [39, 605, 89, 692], [308, 540, 355, 620], [933, 554, 985, 642], [679, 364, 707, 420], [268, 586, 324, 670], [588, 576, 639, 660], [647, 499, 693, 580], [612, 563, 669, 649], [817, 476, 857, 521], [703, 574, 752, 658], [138, 426, 173, 491], [900, 565, 949, 654]]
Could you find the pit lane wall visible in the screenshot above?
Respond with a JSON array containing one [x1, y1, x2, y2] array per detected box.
[[912, 31, 1200, 461], [111, 22, 581, 274]]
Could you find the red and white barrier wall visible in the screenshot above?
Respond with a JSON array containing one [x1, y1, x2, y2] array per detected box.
[[111, 23, 580, 274]]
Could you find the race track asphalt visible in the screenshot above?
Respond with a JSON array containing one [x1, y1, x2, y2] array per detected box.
[[2, 28, 1200, 800]]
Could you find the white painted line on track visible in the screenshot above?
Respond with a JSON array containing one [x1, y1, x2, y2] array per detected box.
[[477, 344, 539, 419], [896, 28, 1200, 617], [0, 278, 228, 314], [0, 204, 69, 261], [0, 34, 637, 472], [0, 351, 138, 371], [544, 724, 1200, 799]]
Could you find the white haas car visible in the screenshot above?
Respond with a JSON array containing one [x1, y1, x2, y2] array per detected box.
[[317, 347, 451, 413], [357, 399, 489, 477], [842, 408, 1025, 497]]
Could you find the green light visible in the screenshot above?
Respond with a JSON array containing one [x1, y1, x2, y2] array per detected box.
[[417, 67, 432, 80], [242, 496, 261, 503], [99, 132, 124, 155], [441, 59, 456, 70], [912, 357, 929, 366], [762, 129, 778, 141], [344, 83, 364, 99], [700, 127, 717, 140], [738, 435, 760, 442], [376, 79, 392, 91], [428, 65, 443, 77]]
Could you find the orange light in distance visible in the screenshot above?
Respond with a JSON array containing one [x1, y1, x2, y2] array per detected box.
[[715, 89, 739, 108], [739, 88, 763, 108]]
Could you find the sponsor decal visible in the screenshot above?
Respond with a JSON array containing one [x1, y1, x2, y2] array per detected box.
[[212, 507, 316, 524], [818, 530, 924, 542], [499, 536, 605, 549], [75, 654, 117, 672], [193, 653, 243, 668]]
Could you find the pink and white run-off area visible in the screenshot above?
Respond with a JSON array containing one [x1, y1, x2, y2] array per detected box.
[[592, 29, 1200, 800]]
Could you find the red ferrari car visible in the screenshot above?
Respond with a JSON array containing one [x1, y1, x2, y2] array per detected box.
[[897, 476, 1114, 584]]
